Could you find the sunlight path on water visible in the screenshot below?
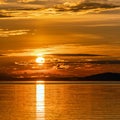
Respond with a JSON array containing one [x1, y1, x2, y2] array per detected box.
[[36, 83, 45, 120]]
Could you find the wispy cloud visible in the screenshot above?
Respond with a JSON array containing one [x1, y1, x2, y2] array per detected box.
[[55, 2, 119, 12], [0, 2, 42, 10], [0, 1, 119, 18], [0, 29, 29, 37]]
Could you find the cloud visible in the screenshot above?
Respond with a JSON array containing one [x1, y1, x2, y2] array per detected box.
[[0, 0, 119, 18], [55, 2, 119, 12], [0, 2, 42, 10], [96, 7, 120, 14], [0, 13, 11, 17], [0, 0, 36, 3], [0, 54, 5, 56], [0, 29, 29, 37]]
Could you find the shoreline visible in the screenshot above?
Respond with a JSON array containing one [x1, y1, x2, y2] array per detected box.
[[0, 80, 120, 84]]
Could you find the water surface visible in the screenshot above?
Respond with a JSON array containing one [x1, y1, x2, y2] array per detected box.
[[0, 83, 120, 120]]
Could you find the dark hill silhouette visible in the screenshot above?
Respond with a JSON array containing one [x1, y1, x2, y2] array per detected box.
[[47, 72, 120, 81], [83, 72, 120, 81], [0, 73, 14, 80], [0, 72, 120, 81]]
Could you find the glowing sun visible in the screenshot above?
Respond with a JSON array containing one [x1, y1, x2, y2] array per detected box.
[[36, 56, 45, 64]]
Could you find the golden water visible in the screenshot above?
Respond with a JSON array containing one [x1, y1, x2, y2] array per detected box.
[[0, 83, 120, 120]]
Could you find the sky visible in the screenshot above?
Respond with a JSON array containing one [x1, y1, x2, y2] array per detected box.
[[0, 0, 120, 78], [0, 0, 119, 18], [0, 0, 120, 55], [0, 0, 120, 8]]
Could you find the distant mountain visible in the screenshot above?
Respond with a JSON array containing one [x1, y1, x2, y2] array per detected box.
[[83, 72, 120, 81], [0, 73, 14, 80], [0, 72, 120, 81], [50, 72, 120, 81]]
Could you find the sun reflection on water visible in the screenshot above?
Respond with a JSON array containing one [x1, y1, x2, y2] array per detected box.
[[36, 83, 45, 120]]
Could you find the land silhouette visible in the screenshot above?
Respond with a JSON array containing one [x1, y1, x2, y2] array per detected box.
[[0, 72, 120, 81]]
